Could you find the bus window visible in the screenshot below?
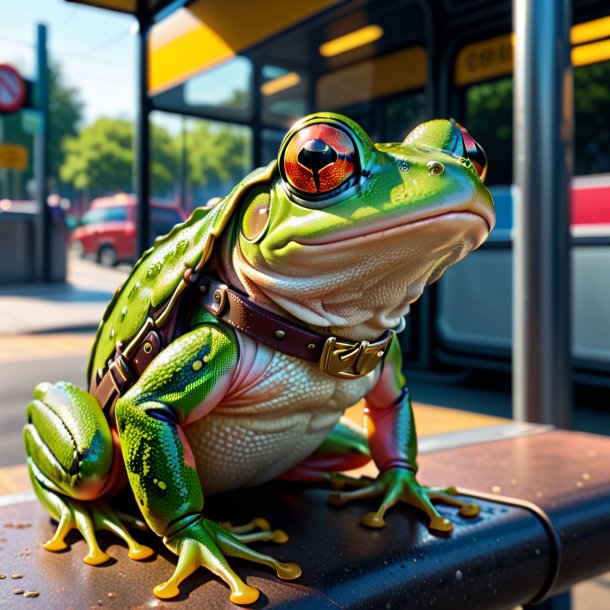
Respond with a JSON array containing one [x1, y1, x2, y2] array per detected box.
[[152, 56, 254, 123], [463, 77, 513, 186], [261, 65, 309, 129], [260, 129, 285, 165], [574, 59, 610, 175], [151, 111, 252, 211], [384, 91, 427, 142]]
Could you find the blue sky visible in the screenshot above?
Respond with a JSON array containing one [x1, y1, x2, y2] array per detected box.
[[0, 0, 135, 124]]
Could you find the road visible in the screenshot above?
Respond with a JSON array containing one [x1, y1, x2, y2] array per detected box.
[[0, 254, 128, 466]]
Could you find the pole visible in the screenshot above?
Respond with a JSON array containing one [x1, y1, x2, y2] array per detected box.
[[35, 23, 50, 281], [135, 3, 151, 255], [512, 0, 573, 426]]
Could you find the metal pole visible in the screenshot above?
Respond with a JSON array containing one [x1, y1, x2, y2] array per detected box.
[[512, 0, 573, 426], [35, 23, 50, 281], [135, 4, 151, 255]]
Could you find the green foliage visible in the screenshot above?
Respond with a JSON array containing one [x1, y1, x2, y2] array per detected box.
[[61, 117, 133, 194], [185, 122, 250, 190], [574, 61, 610, 175], [48, 62, 83, 182], [61, 118, 180, 197]]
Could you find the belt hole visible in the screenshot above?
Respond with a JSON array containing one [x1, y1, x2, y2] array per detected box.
[[275, 330, 286, 340], [143, 342, 153, 354]]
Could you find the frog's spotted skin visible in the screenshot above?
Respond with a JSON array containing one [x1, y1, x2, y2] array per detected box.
[[25, 113, 494, 604], [185, 332, 379, 494]]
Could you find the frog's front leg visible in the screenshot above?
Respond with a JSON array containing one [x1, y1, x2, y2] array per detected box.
[[328, 337, 480, 531], [115, 323, 300, 604], [23, 381, 153, 564]]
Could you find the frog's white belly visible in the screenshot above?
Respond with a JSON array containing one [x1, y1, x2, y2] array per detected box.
[[185, 335, 377, 494]]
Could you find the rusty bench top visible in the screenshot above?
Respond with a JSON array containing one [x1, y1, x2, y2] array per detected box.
[[1, 429, 609, 609]]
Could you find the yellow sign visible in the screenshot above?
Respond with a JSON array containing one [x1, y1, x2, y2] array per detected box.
[[148, 0, 339, 95], [455, 34, 514, 86], [317, 47, 427, 110], [0, 143, 28, 171]]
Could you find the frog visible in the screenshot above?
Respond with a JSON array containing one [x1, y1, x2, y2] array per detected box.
[[24, 112, 495, 605]]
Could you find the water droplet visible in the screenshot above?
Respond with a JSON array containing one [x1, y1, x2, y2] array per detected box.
[[491, 485, 502, 493], [455, 569, 463, 581]]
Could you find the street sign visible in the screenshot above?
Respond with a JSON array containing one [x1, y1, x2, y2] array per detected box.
[[0, 64, 27, 114], [21, 108, 43, 134], [0, 143, 28, 171]]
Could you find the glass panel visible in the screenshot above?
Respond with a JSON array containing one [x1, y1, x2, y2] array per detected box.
[[260, 128, 285, 165], [464, 77, 513, 186], [152, 56, 254, 122], [384, 91, 427, 142], [261, 65, 309, 129], [184, 57, 252, 111], [151, 207, 184, 236], [150, 111, 253, 213], [574, 59, 610, 175], [184, 117, 252, 209]]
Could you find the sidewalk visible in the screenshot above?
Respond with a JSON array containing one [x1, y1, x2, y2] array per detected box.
[[0, 254, 129, 336]]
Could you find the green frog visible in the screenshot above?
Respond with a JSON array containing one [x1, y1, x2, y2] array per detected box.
[[24, 113, 494, 604]]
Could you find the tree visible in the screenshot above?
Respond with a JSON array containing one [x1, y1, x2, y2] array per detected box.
[[184, 121, 250, 198], [48, 61, 83, 184], [60, 118, 179, 198], [0, 61, 82, 199]]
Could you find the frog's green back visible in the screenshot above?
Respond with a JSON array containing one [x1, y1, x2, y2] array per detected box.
[[87, 203, 222, 382], [86, 163, 277, 384]]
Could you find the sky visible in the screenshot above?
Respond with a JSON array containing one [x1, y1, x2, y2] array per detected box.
[[0, 0, 135, 124]]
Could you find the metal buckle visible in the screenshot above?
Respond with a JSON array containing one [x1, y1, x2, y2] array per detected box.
[[319, 330, 394, 379], [212, 285, 229, 316]]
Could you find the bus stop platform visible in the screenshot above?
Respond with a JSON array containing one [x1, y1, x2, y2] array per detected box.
[[1, 428, 609, 609]]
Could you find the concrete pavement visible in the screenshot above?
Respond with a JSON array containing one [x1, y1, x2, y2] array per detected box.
[[0, 254, 128, 336]]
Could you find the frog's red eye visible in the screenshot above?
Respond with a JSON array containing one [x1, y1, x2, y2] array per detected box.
[[457, 124, 488, 181], [282, 124, 356, 195]]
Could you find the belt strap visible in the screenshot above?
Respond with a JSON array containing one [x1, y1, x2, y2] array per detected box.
[[91, 274, 395, 412], [194, 277, 394, 379]]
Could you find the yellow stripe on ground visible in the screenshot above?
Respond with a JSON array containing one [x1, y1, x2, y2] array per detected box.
[[344, 401, 507, 437], [0, 464, 30, 495], [0, 333, 94, 364]]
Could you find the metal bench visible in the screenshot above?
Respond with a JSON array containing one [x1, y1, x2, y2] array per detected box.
[[1, 427, 609, 609]]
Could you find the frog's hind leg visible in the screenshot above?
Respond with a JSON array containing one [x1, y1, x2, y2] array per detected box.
[[23, 381, 153, 564], [280, 416, 371, 482]]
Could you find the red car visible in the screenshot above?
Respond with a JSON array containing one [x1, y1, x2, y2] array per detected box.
[[70, 194, 186, 266]]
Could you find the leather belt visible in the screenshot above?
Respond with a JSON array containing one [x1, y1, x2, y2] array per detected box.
[[90, 274, 395, 413], [194, 277, 394, 380]]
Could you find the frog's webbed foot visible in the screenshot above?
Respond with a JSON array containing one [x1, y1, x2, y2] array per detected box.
[[29, 464, 153, 565], [328, 468, 480, 532], [156, 517, 301, 604]]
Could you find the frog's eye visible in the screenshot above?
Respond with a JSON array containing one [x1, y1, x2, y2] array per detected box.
[[456, 124, 488, 181], [427, 161, 445, 176], [241, 186, 271, 243], [281, 124, 357, 196]]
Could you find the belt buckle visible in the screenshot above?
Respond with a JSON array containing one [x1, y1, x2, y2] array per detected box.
[[319, 330, 394, 379]]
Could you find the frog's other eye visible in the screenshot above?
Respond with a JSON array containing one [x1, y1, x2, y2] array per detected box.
[[456, 124, 488, 181], [427, 161, 445, 176], [240, 186, 271, 243], [281, 123, 357, 196]]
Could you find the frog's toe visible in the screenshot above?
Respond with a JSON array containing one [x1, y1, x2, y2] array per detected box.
[[275, 562, 302, 580], [230, 585, 260, 605], [83, 549, 112, 565], [426, 488, 481, 519]]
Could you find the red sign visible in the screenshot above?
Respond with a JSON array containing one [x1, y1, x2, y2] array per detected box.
[[0, 64, 27, 114]]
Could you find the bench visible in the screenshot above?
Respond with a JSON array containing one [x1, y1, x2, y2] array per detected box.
[[1, 423, 609, 609]]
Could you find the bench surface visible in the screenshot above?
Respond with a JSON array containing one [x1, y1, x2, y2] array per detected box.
[[1, 429, 609, 609]]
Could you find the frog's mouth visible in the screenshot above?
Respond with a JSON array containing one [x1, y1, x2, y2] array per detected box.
[[294, 210, 491, 250]]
